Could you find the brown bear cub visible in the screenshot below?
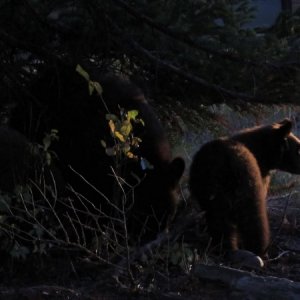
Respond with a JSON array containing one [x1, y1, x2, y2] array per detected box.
[[189, 119, 300, 257]]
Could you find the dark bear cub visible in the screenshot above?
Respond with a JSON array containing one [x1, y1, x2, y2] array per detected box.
[[10, 65, 185, 242], [189, 119, 300, 257]]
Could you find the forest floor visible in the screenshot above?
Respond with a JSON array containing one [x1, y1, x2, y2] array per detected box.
[[1, 104, 300, 299], [1, 183, 300, 300]]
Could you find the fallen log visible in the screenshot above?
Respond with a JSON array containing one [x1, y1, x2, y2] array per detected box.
[[194, 264, 300, 300]]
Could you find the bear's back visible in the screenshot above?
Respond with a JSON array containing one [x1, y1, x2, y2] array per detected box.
[[189, 138, 267, 211]]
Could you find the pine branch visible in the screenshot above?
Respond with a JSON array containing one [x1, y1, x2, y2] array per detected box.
[[111, 0, 255, 66], [0, 29, 61, 64], [111, 0, 299, 71], [106, 16, 258, 102]]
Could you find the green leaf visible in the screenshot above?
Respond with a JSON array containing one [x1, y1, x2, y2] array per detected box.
[[108, 120, 115, 133], [138, 118, 145, 126], [88, 81, 103, 96], [114, 131, 125, 142], [76, 64, 90, 82], [120, 120, 132, 137], [127, 110, 139, 121], [92, 81, 103, 96]]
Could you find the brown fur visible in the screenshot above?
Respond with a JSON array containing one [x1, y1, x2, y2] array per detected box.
[[189, 119, 300, 256], [10, 66, 185, 241]]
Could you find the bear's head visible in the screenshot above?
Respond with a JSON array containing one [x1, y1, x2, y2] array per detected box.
[[232, 118, 300, 175], [273, 119, 300, 174], [129, 156, 185, 239]]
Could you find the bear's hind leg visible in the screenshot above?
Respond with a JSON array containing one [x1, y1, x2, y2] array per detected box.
[[206, 210, 239, 253]]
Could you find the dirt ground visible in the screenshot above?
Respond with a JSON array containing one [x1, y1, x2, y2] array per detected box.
[[1, 82, 299, 299], [1, 182, 300, 300]]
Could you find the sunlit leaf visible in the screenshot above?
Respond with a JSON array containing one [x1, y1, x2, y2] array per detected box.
[[115, 131, 125, 142], [108, 120, 115, 133], [126, 151, 135, 159], [131, 137, 142, 147], [76, 64, 90, 81], [127, 110, 139, 121], [120, 120, 132, 137]]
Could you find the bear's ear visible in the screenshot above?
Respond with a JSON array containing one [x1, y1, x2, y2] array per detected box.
[[277, 119, 293, 138], [168, 157, 185, 185]]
